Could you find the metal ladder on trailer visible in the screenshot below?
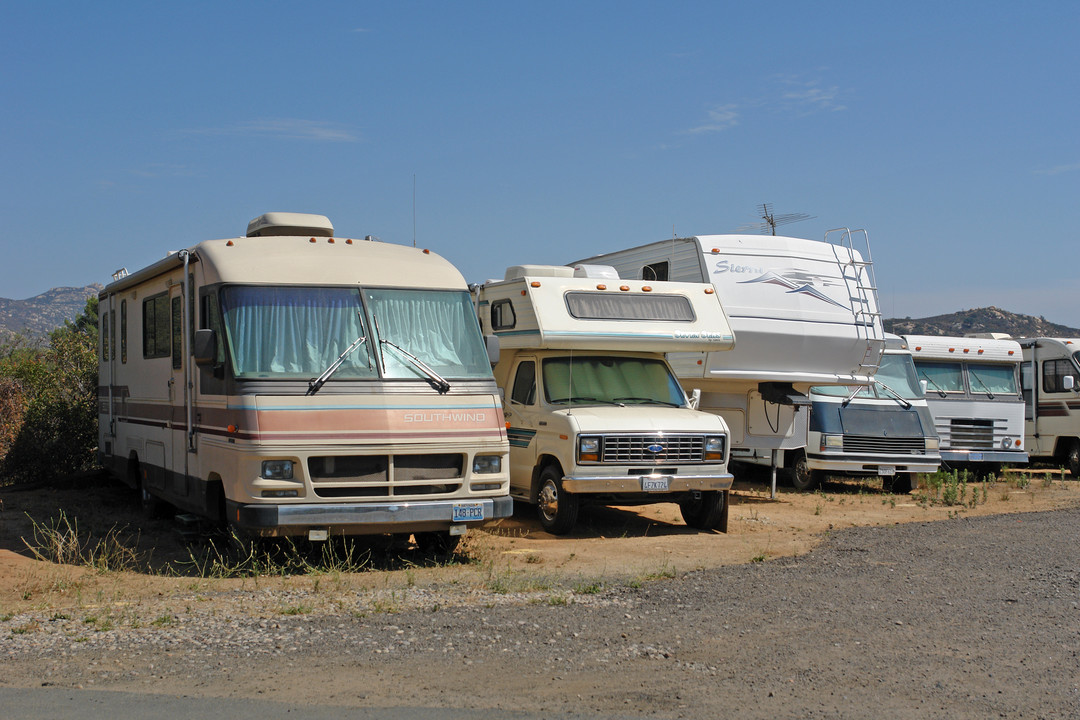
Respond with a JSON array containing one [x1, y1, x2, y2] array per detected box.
[[825, 227, 883, 376]]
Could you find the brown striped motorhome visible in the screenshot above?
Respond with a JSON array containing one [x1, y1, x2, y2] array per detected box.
[[97, 213, 511, 546]]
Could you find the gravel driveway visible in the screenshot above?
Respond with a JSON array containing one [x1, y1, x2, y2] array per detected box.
[[3, 508, 1079, 718]]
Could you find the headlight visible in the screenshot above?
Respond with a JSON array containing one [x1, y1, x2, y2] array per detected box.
[[261, 459, 294, 479], [705, 435, 726, 461], [578, 436, 601, 463], [1001, 437, 1012, 450], [925, 437, 940, 451], [472, 454, 502, 474], [821, 434, 843, 450]]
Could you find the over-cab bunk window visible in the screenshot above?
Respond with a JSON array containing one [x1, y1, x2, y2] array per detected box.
[[564, 292, 695, 322], [490, 299, 516, 330]]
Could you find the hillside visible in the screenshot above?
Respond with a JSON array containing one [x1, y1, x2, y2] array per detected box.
[[884, 306, 1080, 338], [0, 285, 102, 341]]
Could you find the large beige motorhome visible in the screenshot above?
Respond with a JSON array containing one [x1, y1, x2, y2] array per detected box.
[[98, 213, 511, 547], [474, 264, 735, 534], [1017, 337, 1080, 475]]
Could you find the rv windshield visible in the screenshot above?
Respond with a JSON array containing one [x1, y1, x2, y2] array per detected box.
[[221, 286, 377, 379], [967, 363, 1017, 396], [811, 354, 922, 400], [914, 361, 964, 395], [363, 289, 492, 380], [542, 356, 685, 407]]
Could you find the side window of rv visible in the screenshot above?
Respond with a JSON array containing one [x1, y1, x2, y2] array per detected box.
[[101, 307, 110, 361], [1042, 359, 1080, 393], [491, 299, 516, 331], [510, 361, 536, 405], [142, 294, 171, 359], [642, 261, 669, 281], [171, 296, 183, 369]]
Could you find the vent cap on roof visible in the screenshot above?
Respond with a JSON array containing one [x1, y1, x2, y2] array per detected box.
[[504, 265, 575, 280], [246, 212, 334, 237], [572, 264, 620, 280]]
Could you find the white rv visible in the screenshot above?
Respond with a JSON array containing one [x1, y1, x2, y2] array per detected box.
[[97, 213, 512, 547], [474, 264, 735, 534], [572, 231, 885, 491], [777, 334, 940, 492], [904, 334, 1027, 473], [1017, 337, 1080, 475]]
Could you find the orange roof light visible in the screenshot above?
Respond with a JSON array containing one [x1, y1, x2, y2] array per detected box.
[[642, 286, 653, 292], [704, 287, 714, 294], [309, 238, 317, 243], [620, 285, 630, 291], [530, 281, 541, 288], [596, 284, 607, 290]]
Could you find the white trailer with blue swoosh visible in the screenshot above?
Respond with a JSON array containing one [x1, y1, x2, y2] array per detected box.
[[572, 232, 885, 494], [474, 264, 736, 534]]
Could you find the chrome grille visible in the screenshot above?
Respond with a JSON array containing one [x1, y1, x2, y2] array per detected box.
[[307, 454, 463, 498], [600, 435, 707, 463], [946, 418, 995, 450], [843, 435, 927, 454]]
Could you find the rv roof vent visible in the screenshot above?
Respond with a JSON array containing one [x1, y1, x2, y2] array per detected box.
[[504, 265, 576, 281], [965, 332, 1012, 340], [246, 212, 334, 238], [572, 264, 620, 280]]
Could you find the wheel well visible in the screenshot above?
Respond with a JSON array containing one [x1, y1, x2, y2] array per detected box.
[[531, 455, 563, 499], [1053, 437, 1080, 457]]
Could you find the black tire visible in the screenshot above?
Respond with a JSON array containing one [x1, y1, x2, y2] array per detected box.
[[886, 473, 915, 494], [788, 452, 820, 492], [536, 465, 579, 535], [679, 490, 726, 530], [1066, 439, 1080, 477], [413, 531, 463, 555]]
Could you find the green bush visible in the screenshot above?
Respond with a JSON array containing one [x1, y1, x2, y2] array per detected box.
[[0, 297, 99, 485]]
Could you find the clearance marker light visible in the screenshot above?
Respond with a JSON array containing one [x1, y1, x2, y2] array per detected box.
[[328, 238, 335, 244], [642, 286, 653, 292], [963, 348, 970, 353], [596, 284, 607, 290], [309, 238, 317, 243], [978, 349, 984, 354], [711, 248, 720, 254], [530, 281, 541, 288], [423, 249, 431, 254], [1008, 350, 1015, 355], [227, 424, 238, 434], [705, 287, 714, 294], [620, 285, 630, 291], [226, 240, 234, 246]]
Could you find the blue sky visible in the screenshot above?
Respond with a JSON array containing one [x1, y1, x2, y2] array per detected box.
[[3, 2, 1078, 324]]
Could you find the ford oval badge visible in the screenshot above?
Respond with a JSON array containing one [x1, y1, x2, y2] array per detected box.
[[646, 444, 664, 453]]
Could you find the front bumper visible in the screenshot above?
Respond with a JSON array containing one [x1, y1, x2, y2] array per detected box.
[[940, 450, 1029, 464], [561, 472, 734, 494], [227, 496, 514, 537], [806, 453, 941, 475]]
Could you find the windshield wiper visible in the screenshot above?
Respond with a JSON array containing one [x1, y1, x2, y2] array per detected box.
[[968, 370, 996, 399], [919, 371, 948, 398], [549, 396, 623, 406], [371, 313, 451, 393], [613, 396, 680, 407], [874, 380, 913, 408], [308, 319, 368, 396]]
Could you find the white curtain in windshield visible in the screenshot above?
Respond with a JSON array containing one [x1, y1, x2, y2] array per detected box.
[[915, 361, 964, 393], [222, 287, 374, 378], [364, 289, 490, 379]]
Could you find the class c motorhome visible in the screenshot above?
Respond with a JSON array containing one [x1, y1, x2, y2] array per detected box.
[[791, 333, 941, 493], [97, 212, 512, 547], [572, 231, 885, 491], [1017, 337, 1080, 475], [904, 334, 1027, 473], [474, 264, 736, 534]]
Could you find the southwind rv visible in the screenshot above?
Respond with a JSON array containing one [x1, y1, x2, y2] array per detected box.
[[904, 334, 1027, 473], [573, 231, 884, 492], [98, 212, 512, 547], [1017, 337, 1080, 475], [474, 264, 735, 534], [777, 334, 940, 492]]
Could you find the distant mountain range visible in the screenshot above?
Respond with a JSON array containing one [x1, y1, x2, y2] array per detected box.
[[1, 286, 1076, 345], [884, 306, 1079, 338], [0, 285, 102, 342]]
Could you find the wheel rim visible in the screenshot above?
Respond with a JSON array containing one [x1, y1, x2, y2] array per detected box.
[[538, 480, 559, 522]]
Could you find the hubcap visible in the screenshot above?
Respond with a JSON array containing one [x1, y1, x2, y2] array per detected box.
[[538, 482, 558, 521]]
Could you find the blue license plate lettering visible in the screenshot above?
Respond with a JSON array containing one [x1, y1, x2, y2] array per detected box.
[[453, 502, 485, 522]]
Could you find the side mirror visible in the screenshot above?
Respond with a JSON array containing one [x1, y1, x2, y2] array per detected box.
[[1065, 375, 1076, 391], [688, 388, 701, 410], [193, 329, 217, 366], [920, 379, 929, 394], [485, 335, 500, 366]]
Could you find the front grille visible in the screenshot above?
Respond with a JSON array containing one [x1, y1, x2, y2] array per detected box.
[[307, 454, 464, 498], [600, 435, 707, 463], [843, 435, 927, 454], [946, 418, 995, 450]]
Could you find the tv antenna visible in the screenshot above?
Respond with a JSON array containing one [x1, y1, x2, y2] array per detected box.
[[736, 203, 814, 235]]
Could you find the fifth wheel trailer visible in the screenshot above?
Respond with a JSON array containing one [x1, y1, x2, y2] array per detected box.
[[97, 212, 512, 546], [572, 230, 885, 491]]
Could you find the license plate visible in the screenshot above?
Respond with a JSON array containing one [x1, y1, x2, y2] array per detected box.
[[452, 502, 485, 522], [969, 452, 983, 461], [877, 465, 896, 476], [641, 476, 671, 492]]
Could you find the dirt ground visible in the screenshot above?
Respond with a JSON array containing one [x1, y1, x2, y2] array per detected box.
[[2, 466, 1078, 616]]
